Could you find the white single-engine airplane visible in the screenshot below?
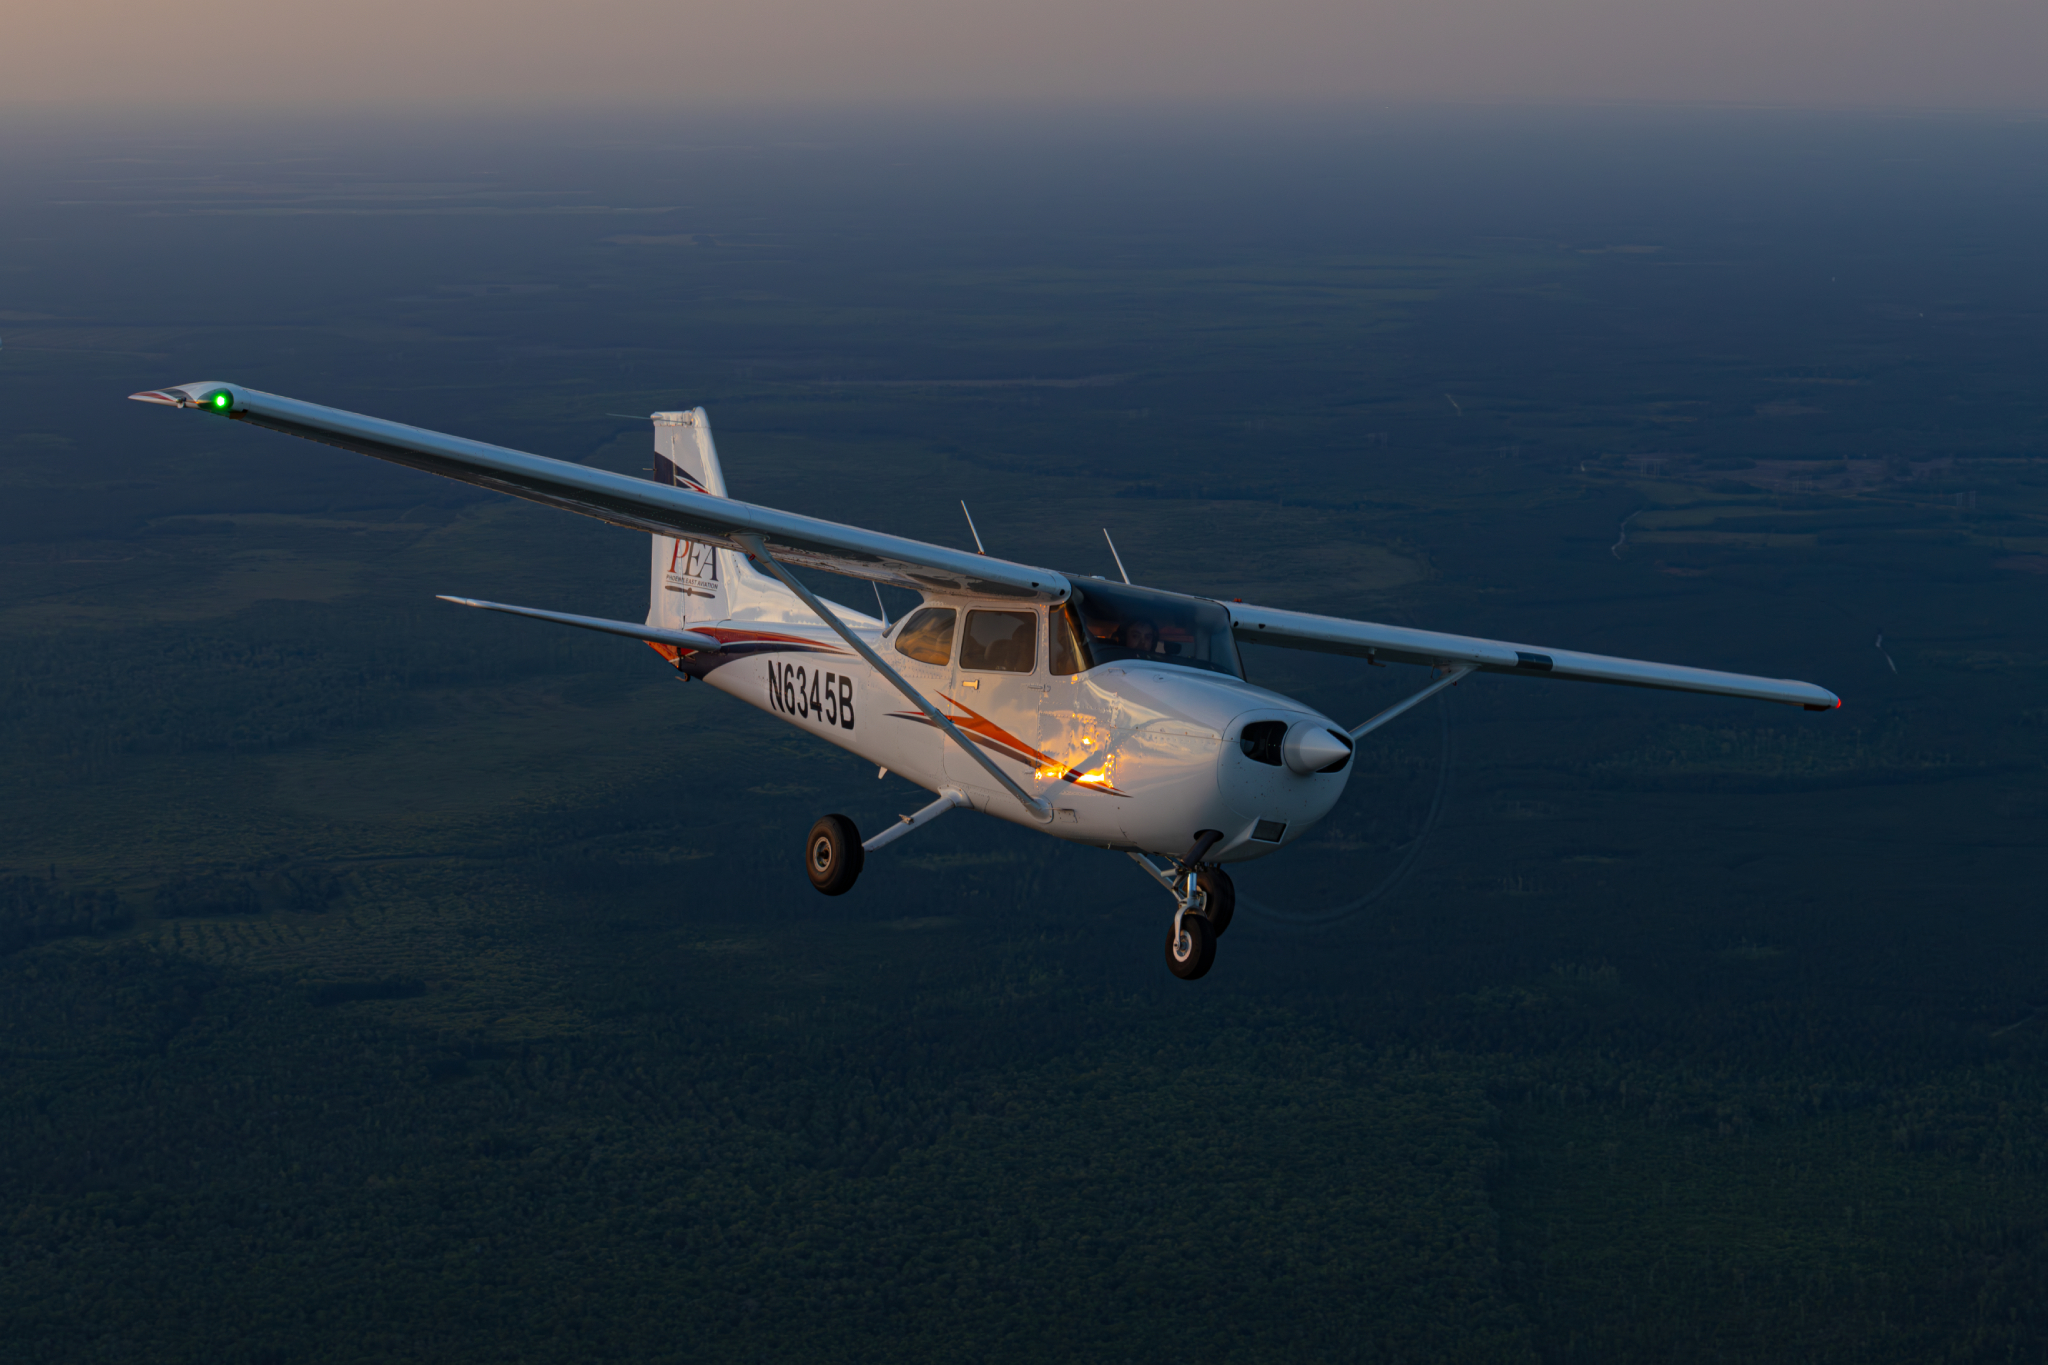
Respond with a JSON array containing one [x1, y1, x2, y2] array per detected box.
[[132, 381, 1840, 980]]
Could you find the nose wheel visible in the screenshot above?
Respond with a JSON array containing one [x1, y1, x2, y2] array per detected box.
[[1166, 911, 1215, 979], [804, 814, 864, 896], [1162, 857, 1233, 981]]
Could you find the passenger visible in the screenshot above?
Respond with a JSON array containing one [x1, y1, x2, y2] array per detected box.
[[1123, 619, 1160, 654]]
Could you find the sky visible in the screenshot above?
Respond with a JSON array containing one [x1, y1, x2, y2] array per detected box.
[[7, 0, 2045, 113]]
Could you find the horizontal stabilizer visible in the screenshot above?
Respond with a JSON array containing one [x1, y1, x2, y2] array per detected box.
[[436, 596, 722, 652]]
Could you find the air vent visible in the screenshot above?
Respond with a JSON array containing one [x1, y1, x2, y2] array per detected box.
[[1251, 819, 1287, 843], [1239, 720, 1287, 766]]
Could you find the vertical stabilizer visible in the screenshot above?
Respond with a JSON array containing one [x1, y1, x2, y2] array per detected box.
[[649, 409, 730, 627], [643, 408, 878, 638], [653, 407, 726, 497]]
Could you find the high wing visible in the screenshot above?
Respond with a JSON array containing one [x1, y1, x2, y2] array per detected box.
[[1227, 601, 1840, 710], [128, 382, 1069, 603]]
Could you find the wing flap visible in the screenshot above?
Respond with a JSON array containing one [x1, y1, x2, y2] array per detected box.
[[1228, 602, 1839, 709], [1228, 602, 1522, 670], [130, 382, 1069, 604]]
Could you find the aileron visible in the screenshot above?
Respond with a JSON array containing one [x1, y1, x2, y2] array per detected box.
[[1228, 601, 1838, 710]]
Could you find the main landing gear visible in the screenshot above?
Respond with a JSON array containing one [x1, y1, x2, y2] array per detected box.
[[804, 790, 971, 897], [805, 814, 864, 896], [1159, 832, 1234, 982], [803, 810, 1238, 984]]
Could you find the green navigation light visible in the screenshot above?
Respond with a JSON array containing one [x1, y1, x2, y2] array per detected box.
[[210, 392, 231, 410]]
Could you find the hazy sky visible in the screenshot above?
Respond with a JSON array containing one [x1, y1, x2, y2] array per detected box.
[[9, 0, 2045, 112]]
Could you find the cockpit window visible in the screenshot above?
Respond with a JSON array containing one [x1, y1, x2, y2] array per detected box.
[[893, 607, 956, 666], [1049, 603, 1091, 677], [1067, 581, 1243, 678], [960, 610, 1037, 673]]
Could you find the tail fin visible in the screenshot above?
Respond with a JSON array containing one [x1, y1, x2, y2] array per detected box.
[[648, 408, 731, 627], [643, 408, 880, 636]]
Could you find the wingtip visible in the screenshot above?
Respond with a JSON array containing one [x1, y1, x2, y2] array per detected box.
[[127, 381, 239, 411]]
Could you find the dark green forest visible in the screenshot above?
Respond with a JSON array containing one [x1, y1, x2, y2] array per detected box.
[[2, 110, 2045, 1361]]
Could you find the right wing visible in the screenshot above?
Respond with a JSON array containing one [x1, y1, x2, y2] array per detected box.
[[1227, 601, 1840, 710], [128, 382, 1069, 604]]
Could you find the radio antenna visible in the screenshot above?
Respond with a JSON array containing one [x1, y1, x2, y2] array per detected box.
[[960, 501, 986, 555], [1102, 528, 1131, 584], [873, 582, 891, 626]]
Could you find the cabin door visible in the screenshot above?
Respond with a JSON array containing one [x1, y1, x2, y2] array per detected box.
[[941, 607, 1047, 796]]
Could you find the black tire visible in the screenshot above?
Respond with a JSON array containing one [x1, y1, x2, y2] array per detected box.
[[1165, 912, 1216, 980], [1195, 866, 1235, 938], [804, 815, 864, 896]]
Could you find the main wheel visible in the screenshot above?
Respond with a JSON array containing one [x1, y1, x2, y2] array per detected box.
[[1195, 866, 1235, 938], [804, 815, 864, 896], [1165, 912, 1216, 981]]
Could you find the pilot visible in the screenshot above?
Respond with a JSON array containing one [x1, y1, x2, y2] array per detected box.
[[1122, 619, 1160, 654]]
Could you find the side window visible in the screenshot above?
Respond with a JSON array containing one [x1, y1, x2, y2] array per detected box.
[[893, 607, 956, 666], [960, 610, 1037, 673], [1048, 604, 1091, 677]]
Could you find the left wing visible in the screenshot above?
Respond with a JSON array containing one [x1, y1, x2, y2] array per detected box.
[[128, 382, 1069, 604], [1227, 600, 1840, 710]]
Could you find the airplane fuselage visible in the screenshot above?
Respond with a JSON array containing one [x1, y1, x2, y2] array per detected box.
[[670, 605, 1352, 863]]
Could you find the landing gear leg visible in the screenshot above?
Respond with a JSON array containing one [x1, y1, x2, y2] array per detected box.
[[1135, 830, 1227, 981], [1163, 855, 1222, 979], [805, 814, 864, 896]]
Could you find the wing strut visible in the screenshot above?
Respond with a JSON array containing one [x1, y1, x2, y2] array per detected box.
[[1350, 666, 1472, 740], [735, 533, 1054, 824]]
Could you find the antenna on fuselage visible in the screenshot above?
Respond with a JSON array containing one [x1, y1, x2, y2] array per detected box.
[[1102, 528, 1131, 584], [959, 501, 986, 555], [873, 582, 891, 627]]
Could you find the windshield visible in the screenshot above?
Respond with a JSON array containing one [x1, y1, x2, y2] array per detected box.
[[1065, 581, 1243, 678]]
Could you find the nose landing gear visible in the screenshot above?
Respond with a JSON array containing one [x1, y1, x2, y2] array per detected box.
[[1166, 909, 1215, 980], [1145, 831, 1233, 981]]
